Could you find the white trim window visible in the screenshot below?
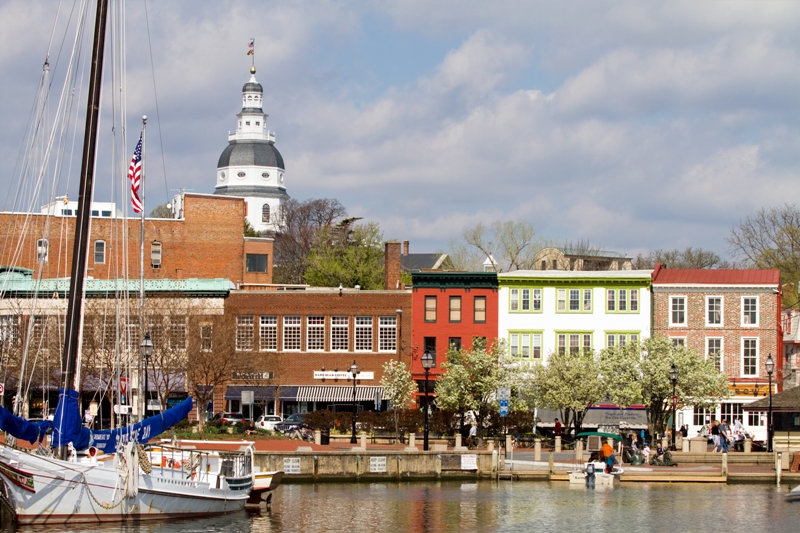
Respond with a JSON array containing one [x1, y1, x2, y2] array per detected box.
[[557, 333, 592, 355], [742, 296, 758, 326], [200, 325, 213, 352], [742, 338, 758, 376], [37, 238, 48, 263], [557, 289, 566, 312], [707, 337, 723, 371], [510, 289, 519, 311], [670, 296, 686, 326], [331, 316, 349, 351], [521, 289, 530, 311], [355, 316, 373, 352], [672, 337, 686, 347], [706, 296, 723, 326], [583, 289, 592, 312], [236, 315, 254, 351], [259, 316, 277, 351], [94, 240, 106, 264], [282, 316, 301, 351], [306, 316, 325, 351], [509, 332, 542, 358], [378, 316, 397, 352], [533, 289, 542, 311]]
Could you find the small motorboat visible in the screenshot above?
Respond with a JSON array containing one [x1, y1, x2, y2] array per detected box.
[[787, 485, 800, 502], [568, 462, 624, 487]]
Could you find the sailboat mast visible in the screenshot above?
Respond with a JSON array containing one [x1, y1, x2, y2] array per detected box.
[[139, 116, 146, 421], [61, 0, 109, 395]]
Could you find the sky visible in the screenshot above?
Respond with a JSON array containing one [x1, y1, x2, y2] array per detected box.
[[2, 0, 800, 261]]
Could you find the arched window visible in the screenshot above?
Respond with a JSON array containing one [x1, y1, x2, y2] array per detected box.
[[262, 203, 271, 223]]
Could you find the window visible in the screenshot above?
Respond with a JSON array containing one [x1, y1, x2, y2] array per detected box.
[[449, 297, 461, 322], [91, 210, 99, 216], [619, 289, 627, 311], [378, 316, 397, 352], [607, 289, 639, 313], [448, 337, 461, 351], [607, 290, 615, 312], [0, 316, 20, 351], [672, 337, 686, 347], [557, 333, 592, 355], [533, 334, 542, 359], [510, 333, 542, 358], [101, 210, 111, 217], [569, 289, 580, 311], [236, 316, 254, 351], [200, 325, 213, 352], [510, 334, 519, 356], [61, 209, 72, 216], [169, 318, 187, 350], [331, 316, 348, 351], [533, 289, 542, 311], [424, 337, 437, 367], [94, 240, 105, 264], [474, 296, 486, 323], [259, 316, 277, 351], [693, 407, 710, 427], [306, 316, 325, 351], [630, 290, 638, 311], [262, 204, 270, 223], [511, 288, 541, 312], [749, 411, 766, 427], [557, 289, 566, 311], [521, 289, 530, 311], [246, 254, 268, 273], [707, 337, 722, 371], [283, 316, 301, 351], [355, 316, 373, 351], [424, 296, 437, 322], [707, 297, 722, 326], [583, 289, 592, 312], [151, 241, 162, 268], [742, 338, 758, 376], [37, 239, 48, 263], [510, 289, 519, 311], [606, 332, 640, 348], [670, 296, 686, 325], [558, 289, 590, 313], [124, 319, 140, 351], [742, 297, 758, 326], [720, 403, 743, 424]]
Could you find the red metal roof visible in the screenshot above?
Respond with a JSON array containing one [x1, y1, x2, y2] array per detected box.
[[651, 264, 780, 285]]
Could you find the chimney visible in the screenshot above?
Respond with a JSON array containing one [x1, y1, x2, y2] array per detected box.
[[403, 240, 409, 255], [385, 242, 402, 291]]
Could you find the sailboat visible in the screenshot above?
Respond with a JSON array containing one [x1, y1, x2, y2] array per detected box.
[[0, 0, 277, 524]]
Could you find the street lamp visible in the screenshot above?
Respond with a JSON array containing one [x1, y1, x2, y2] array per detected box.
[[669, 363, 678, 451], [421, 351, 434, 451], [766, 353, 775, 453], [140, 332, 153, 419], [349, 360, 360, 444]]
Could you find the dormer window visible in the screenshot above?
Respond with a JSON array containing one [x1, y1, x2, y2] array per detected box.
[[245, 121, 250, 126]]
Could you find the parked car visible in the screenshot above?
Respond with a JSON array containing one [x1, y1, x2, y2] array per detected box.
[[274, 413, 307, 433], [215, 412, 246, 425], [255, 414, 283, 431]]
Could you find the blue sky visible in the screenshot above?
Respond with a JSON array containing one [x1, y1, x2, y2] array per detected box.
[[2, 0, 800, 263]]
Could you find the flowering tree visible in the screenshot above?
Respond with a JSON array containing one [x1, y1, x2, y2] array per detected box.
[[381, 359, 416, 438], [599, 335, 730, 435]]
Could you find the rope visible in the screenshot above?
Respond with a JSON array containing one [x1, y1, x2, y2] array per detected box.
[[138, 444, 152, 474]]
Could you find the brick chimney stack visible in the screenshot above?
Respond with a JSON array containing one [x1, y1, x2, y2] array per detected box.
[[403, 240, 409, 255], [385, 242, 402, 290]]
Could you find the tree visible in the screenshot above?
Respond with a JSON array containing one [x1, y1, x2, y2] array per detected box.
[[632, 247, 730, 270], [728, 203, 800, 307], [452, 220, 544, 272], [272, 198, 348, 284], [599, 335, 730, 436], [533, 348, 604, 435], [243, 218, 259, 237], [434, 339, 516, 436], [380, 360, 416, 439], [149, 203, 173, 218], [304, 222, 385, 289]]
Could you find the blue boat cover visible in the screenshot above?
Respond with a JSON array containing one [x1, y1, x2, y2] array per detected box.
[[90, 396, 193, 453], [52, 388, 92, 449], [0, 405, 50, 444]]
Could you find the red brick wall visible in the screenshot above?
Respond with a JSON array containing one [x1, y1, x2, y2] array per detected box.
[[384, 242, 401, 290], [652, 289, 780, 387], [0, 194, 271, 285]]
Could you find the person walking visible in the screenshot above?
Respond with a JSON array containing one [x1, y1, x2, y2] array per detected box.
[[719, 419, 730, 453], [554, 418, 562, 437], [711, 420, 721, 452]]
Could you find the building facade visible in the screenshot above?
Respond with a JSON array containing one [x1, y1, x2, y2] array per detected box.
[[651, 263, 782, 441], [410, 271, 499, 401]]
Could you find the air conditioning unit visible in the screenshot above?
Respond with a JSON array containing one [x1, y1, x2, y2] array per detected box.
[[587, 435, 602, 452]]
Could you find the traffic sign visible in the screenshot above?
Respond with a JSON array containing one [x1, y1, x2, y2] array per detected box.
[[499, 399, 509, 417], [119, 377, 127, 395], [497, 387, 511, 401]]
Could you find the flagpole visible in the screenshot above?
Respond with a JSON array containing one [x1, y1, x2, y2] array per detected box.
[[139, 115, 147, 422]]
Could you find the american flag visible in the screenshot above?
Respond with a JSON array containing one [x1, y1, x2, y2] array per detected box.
[[128, 133, 143, 213]]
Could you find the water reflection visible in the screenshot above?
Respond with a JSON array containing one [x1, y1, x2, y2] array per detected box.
[[13, 481, 800, 533]]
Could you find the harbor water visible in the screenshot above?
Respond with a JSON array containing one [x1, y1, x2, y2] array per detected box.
[[11, 481, 800, 532]]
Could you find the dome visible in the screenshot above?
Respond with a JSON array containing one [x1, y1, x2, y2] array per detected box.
[[217, 140, 285, 169], [242, 81, 263, 93]]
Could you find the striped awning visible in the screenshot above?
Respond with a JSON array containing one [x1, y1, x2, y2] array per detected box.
[[297, 386, 383, 403]]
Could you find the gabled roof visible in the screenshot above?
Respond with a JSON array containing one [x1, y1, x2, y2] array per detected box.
[[401, 253, 450, 271], [651, 263, 780, 286], [743, 385, 800, 411]]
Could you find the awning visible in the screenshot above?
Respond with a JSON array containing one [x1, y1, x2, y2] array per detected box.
[[537, 407, 648, 428], [224, 385, 299, 402], [296, 386, 383, 403]]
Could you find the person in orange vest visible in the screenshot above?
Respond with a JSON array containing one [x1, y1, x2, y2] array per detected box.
[[600, 439, 614, 461]]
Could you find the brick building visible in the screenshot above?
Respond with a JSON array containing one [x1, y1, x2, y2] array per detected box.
[[651, 263, 782, 441], [0, 193, 272, 286], [410, 271, 499, 402], [219, 288, 412, 419]]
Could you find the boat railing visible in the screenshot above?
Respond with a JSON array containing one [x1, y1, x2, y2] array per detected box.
[[148, 445, 215, 484]]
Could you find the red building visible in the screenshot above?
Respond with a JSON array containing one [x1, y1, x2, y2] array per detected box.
[[410, 271, 498, 401]]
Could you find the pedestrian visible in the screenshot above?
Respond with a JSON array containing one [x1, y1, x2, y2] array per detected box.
[[719, 419, 730, 453], [734, 418, 744, 433], [642, 442, 651, 463], [468, 423, 477, 448], [600, 439, 614, 461], [711, 420, 720, 452], [554, 418, 562, 437], [680, 425, 688, 438]]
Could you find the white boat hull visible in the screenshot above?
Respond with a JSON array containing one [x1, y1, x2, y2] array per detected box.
[[787, 485, 800, 503], [0, 445, 252, 524], [568, 462, 623, 487]]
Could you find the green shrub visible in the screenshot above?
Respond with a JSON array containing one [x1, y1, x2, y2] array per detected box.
[[304, 409, 334, 430], [204, 426, 219, 435]]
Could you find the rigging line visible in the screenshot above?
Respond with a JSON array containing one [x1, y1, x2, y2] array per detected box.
[[143, 0, 171, 205]]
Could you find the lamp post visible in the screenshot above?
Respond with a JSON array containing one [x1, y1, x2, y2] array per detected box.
[[766, 353, 775, 453], [421, 351, 434, 451], [669, 363, 678, 451], [349, 360, 360, 444], [140, 332, 153, 419]]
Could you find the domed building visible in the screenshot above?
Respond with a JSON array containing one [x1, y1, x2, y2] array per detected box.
[[214, 65, 289, 233]]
